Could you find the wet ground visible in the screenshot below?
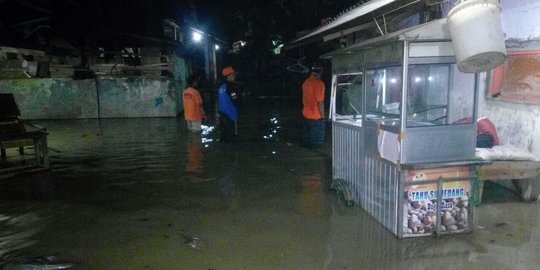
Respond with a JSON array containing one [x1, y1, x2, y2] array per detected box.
[[1, 100, 540, 270]]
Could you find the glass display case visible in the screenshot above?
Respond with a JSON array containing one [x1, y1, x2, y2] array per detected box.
[[327, 19, 483, 238], [362, 63, 475, 128]]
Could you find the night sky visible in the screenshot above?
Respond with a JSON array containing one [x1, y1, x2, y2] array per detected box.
[[0, 0, 362, 48]]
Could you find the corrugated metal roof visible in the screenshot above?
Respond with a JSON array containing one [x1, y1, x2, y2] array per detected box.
[[285, 0, 398, 49], [321, 18, 451, 58]]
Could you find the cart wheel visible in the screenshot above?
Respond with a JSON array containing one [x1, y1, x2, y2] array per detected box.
[[330, 178, 354, 206]]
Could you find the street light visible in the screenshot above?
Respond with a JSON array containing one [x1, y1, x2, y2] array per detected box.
[[192, 31, 203, 42], [214, 44, 220, 50]]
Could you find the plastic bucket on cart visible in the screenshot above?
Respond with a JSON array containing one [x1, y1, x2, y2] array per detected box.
[[447, 0, 506, 73]]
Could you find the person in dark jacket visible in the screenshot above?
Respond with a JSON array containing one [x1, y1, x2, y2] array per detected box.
[[217, 66, 239, 143]]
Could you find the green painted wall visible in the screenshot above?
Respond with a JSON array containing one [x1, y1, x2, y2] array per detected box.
[[98, 78, 176, 118], [0, 79, 98, 119], [0, 77, 180, 119]]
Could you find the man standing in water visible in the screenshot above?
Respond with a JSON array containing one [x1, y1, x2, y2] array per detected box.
[[183, 75, 206, 132], [217, 66, 239, 143], [301, 64, 326, 149]]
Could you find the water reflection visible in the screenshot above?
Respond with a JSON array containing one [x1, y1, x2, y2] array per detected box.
[[179, 124, 218, 184], [262, 115, 282, 156], [299, 174, 324, 216], [185, 133, 203, 174], [200, 124, 215, 148], [218, 151, 238, 198], [0, 212, 43, 263], [323, 199, 540, 270], [324, 204, 474, 270], [262, 115, 280, 141]]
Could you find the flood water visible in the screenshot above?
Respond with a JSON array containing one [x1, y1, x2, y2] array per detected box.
[[1, 100, 540, 270]]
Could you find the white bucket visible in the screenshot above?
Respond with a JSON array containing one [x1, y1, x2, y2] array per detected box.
[[447, 0, 506, 73]]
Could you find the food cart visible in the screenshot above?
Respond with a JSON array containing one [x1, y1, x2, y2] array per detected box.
[[326, 19, 484, 238]]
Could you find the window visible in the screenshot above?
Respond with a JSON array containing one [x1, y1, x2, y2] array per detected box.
[[335, 72, 363, 120], [407, 64, 449, 126], [407, 64, 475, 127], [365, 66, 403, 120]]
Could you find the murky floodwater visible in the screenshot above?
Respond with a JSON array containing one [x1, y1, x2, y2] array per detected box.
[[1, 100, 540, 270]]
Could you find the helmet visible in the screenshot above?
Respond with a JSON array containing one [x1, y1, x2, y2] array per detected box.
[[222, 66, 235, 76]]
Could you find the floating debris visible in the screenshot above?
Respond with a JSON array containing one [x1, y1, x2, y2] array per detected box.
[[184, 236, 205, 250], [3, 256, 75, 270], [475, 225, 486, 230], [178, 175, 216, 183]]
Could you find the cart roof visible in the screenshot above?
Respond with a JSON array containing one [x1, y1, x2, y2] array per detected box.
[[322, 19, 451, 58]]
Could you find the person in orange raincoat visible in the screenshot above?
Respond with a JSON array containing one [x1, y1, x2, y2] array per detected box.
[[301, 64, 326, 148], [183, 75, 206, 132]]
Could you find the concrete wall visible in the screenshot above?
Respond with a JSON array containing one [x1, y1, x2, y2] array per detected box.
[[483, 99, 540, 152], [477, 0, 540, 198], [479, 0, 540, 153], [0, 78, 178, 119], [501, 0, 540, 41]]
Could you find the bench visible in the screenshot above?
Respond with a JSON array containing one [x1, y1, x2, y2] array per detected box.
[[477, 145, 540, 202], [0, 93, 49, 176], [478, 160, 540, 202]]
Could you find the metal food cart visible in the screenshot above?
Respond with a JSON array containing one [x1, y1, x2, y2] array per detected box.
[[327, 19, 483, 238]]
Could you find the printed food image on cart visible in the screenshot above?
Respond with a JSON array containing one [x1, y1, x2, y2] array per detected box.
[[403, 167, 471, 236]]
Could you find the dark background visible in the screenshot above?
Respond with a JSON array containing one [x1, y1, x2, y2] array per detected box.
[[0, 0, 362, 80]]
